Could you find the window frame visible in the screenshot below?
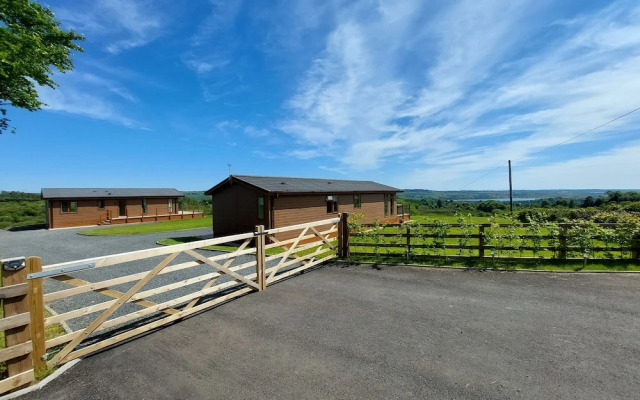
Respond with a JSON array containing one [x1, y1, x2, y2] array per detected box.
[[168, 198, 173, 213], [97, 200, 105, 209], [326, 195, 339, 213], [353, 194, 362, 209], [61, 200, 78, 214], [257, 196, 265, 219], [142, 199, 148, 214], [384, 194, 389, 217]]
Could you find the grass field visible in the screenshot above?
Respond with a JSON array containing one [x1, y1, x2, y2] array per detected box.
[[79, 217, 212, 236], [410, 214, 509, 224], [0, 200, 46, 230]]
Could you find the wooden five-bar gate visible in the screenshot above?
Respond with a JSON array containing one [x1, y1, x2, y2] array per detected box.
[[0, 215, 350, 395]]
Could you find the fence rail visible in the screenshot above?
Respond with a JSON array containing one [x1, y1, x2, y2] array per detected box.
[[349, 222, 640, 260], [0, 215, 345, 395]]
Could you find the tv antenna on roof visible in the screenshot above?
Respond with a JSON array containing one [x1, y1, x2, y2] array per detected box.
[[227, 163, 232, 176]]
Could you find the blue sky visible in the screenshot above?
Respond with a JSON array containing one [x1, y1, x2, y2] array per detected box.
[[2, 0, 640, 192]]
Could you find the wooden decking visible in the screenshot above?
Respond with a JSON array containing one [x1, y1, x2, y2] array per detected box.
[[102, 211, 205, 225]]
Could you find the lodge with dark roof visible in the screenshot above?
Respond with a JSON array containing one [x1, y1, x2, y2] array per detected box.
[[205, 175, 407, 239], [41, 188, 197, 229]]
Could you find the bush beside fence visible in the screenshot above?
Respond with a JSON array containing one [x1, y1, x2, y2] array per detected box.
[[349, 219, 640, 261]]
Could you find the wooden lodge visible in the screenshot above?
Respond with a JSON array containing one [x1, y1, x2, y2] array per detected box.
[[205, 175, 407, 239], [41, 188, 203, 229]]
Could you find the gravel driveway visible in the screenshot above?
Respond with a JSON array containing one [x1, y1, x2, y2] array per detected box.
[[0, 225, 213, 264]]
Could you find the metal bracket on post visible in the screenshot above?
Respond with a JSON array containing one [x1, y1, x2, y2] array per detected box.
[[27, 263, 95, 279]]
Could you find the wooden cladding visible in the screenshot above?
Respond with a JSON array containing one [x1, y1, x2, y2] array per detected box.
[[47, 197, 180, 228]]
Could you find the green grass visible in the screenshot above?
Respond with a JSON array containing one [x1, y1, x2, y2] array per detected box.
[[0, 306, 67, 378], [347, 254, 640, 272], [156, 236, 241, 252], [157, 236, 335, 258], [79, 217, 212, 236], [409, 214, 511, 224]]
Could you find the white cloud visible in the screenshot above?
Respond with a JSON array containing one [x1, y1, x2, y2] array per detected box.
[[37, 71, 143, 128], [56, 0, 166, 54], [275, 0, 640, 189]]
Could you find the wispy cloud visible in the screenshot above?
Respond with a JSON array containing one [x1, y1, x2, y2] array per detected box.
[[275, 0, 640, 188], [55, 0, 166, 54], [37, 72, 144, 129]]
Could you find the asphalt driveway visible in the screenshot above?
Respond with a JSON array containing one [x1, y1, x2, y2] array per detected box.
[[13, 262, 640, 400]]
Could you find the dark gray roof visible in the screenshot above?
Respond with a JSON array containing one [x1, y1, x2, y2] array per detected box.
[[205, 175, 401, 195], [41, 188, 184, 199]]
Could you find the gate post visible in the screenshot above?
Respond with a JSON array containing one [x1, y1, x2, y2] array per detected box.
[[27, 257, 46, 376], [1, 256, 39, 390], [255, 225, 266, 291], [338, 212, 350, 258]]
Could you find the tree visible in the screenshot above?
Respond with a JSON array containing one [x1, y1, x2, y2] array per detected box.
[[581, 196, 595, 208], [0, 0, 84, 133], [477, 200, 507, 213]]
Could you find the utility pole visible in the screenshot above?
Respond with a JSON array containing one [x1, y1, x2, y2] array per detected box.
[[508, 160, 513, 215]]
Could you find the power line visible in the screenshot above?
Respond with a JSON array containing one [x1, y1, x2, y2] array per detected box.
[[514, 106, 640, 162], [460, 164, 506, 190], [460, 106, 640, 189]]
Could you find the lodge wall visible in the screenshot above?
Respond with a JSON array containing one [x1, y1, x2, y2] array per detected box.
[[47, 197, 179, 229]]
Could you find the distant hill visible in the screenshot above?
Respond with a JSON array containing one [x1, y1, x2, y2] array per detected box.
[[398, 189, 640, 201], [181, 191, 208, 201]]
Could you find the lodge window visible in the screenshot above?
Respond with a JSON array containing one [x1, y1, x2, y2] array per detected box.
[[353, 194, 361, 209], [61, 201, 78, 213], [326, 195, 338, 213], [97, 200, 105, 209], [390, 195, 395, 215], [168, 199, 173, 213], [142, 199, 148, 214], [257, 197, 264, 219], [384, 195, 389, 217]]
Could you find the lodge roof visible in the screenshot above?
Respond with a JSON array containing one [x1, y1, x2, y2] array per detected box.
[[205, 175, 402, 195], [41, 188, 184, 199]]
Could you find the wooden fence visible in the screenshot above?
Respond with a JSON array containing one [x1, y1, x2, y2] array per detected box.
[[348, 222, 640, 260], [0, 215, 348, 395]]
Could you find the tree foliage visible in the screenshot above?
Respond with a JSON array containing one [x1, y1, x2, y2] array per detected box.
[[0, 0, 84, 133]]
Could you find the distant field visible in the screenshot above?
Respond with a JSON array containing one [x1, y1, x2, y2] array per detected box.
[[0, 200, 45, 229]]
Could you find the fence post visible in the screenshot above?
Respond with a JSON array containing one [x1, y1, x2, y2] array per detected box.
[[559, 224, 568, 259], [478, 225, 485, 258], [1, 256, 33, 390], [406, 225, 411, 259], [338, 212, 350, 258], [631, 233, 639, 259], [26, 257, 46, 376], [255, 225, 266, 291]]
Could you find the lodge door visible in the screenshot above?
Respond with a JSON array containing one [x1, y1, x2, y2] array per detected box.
[[118, 201, 126, 216]]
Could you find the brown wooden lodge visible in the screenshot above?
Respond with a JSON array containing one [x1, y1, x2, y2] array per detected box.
[[205, 175, 408, 239], [41, 188, 203, 229]]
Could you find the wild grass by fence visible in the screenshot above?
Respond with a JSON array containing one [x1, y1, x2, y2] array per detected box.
[[349, 216, 640, 262]]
